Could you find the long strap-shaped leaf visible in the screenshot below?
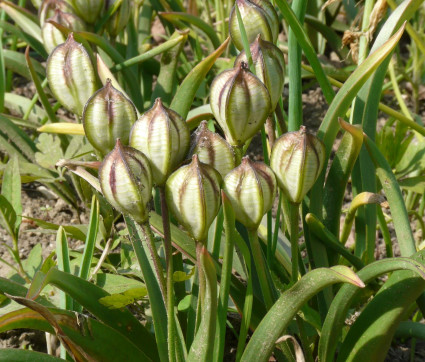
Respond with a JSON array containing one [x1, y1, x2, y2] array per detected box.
[[26, 268, 159, 361], [241, 266, 365, 361], [0, 306, 151, 361], [319, 256, 425, 362]]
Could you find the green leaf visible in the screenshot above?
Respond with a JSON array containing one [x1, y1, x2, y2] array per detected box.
[[3, 49, 45, 80], [0, 349, 63, 361], [35, 133, 64, 169], [0, 1, 42, 43], [319, 256, 425, 362], [24, 216, 87, 241], [170, 37, 230, 119], [94, 273, 146, 295], [159, 12, 221, 49], [398, 176, 425, 194], [0, 306, 152, 362], [177, 294, 191, 311], [173, 268, 194, 282], [26, 268, 159, 361], [241, 266, 365, 362], [0, 195, 17, 240], [22, 243, 43, 279], [99, 287, 148, 309], [4, 93, 46, 125], [1, 155, 21, 234]]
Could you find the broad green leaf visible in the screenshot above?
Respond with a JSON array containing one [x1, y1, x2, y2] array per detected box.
[[241, 266, 365, 361], [99, 287, 148, 309], [4, 93, 46, 125], [55, 227, 72, 311], [22, 243, 42, 279], [0, 349, 63, 361], [337, 253, 425, 361], [395, 321, 425, 340], [3, 49, 45, 80], [170, 37, 230, 119], [0, 115, 37, 162], [0, 1, 42, 43], [26, 267, 159, 360], [35, 133, 64, 169], [399, 176, 425, 194], [0, 195, 17, 240], [1, 156, 21, 234], [94, 273, 147, 295], [173, 268, 194, 282], [319, 257, 425, 362], [0, 306, 152, 361]]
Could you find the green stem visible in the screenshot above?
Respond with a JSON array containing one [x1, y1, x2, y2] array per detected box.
[[289, 203, 300, 283], [159, 187, 179, 362], [248, 228, 274, 309]]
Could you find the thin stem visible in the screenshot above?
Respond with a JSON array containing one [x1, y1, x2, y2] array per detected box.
[[140, 222, 167, 300], [247, 228, 274, 309], [289, 203, 300, 283], [159, 187, 178, 362]]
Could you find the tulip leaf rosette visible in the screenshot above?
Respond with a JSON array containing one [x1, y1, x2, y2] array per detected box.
[[190, 121, 236, 178], [165, 155, 222, 242], [47, 33, 97, 117], [99, 140, 152, 223], [223, 156, 276, 230], [83, 79, 137, 155], [235, 35, 285, 111], [270, 126, 326, 204], [210, 62, 271, 148], [129, 98, 190, 186], [229, 0, 279, 50]]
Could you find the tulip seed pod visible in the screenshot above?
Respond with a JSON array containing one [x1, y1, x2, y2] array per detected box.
[[42, 9, 86, 54], [270, 126, 326, 204], [190, 121, 236, 177], [83, 79, 137, 155], [129, 98, 190, 186], [47, 33, 97, 117], [106, 0, 131, 38], [99, 139, 152, 223], [165, 155, 222, 242], [210, 62, 271, 147], [229, 0, 279, 50], [235, 34, 285, 111], [67, 0, 104, 24], [223, 156, 276, 230], [39, 0, 75, 26]]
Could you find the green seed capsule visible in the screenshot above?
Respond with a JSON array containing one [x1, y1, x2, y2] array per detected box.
[[165, 155, 222, 242], [210, 61, 271, 147], [99, 139, 152, 223], [229, 0, 279, 50], [190, 121, 236, 177], [42, 9, 86, 54], [223, 156, 276, 230], [106, 0, 131, 38], [129, 98, 190, 186], [83, 79, 137, 156], [270, 126, 326, 204], [46, 33, 97, 117], [67, 0, 104, 24], [235, 34, 285, 111], [39, 0, 75, 26]]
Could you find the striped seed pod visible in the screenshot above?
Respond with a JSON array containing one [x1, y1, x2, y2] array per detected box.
[[99, 139, 152, 223], [165, 155, 222, 242], [83, 79, 137, 156], [39, 0, 75, 26], [47, 33, 97, 116], [129, 98, 190, 186], [210, 61, 271, 147], [42, 9, 86, 54], [189, 121, 236, 177], [223, 156, 276, 230], [235, 34, 285, 111], [229, 0, 279, 50], [67, 0, 104, 24], [106, 0, 131, 38], [270, 126, 326, 204]]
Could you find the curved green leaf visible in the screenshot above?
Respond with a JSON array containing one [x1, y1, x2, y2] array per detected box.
[[0, 349, 63, 361], [319, 256, 425, 362], [241, 266, 365, 361], [0, 307, 151, 361], [395, 321, 425, 340], [26, 268, 159, 361], [4, 93, 46, 125], [159, 12, 221, 49], [170, 37, 230, 119]]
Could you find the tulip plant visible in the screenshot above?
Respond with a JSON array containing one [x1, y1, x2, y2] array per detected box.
[[1, 0, 425, 361]]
